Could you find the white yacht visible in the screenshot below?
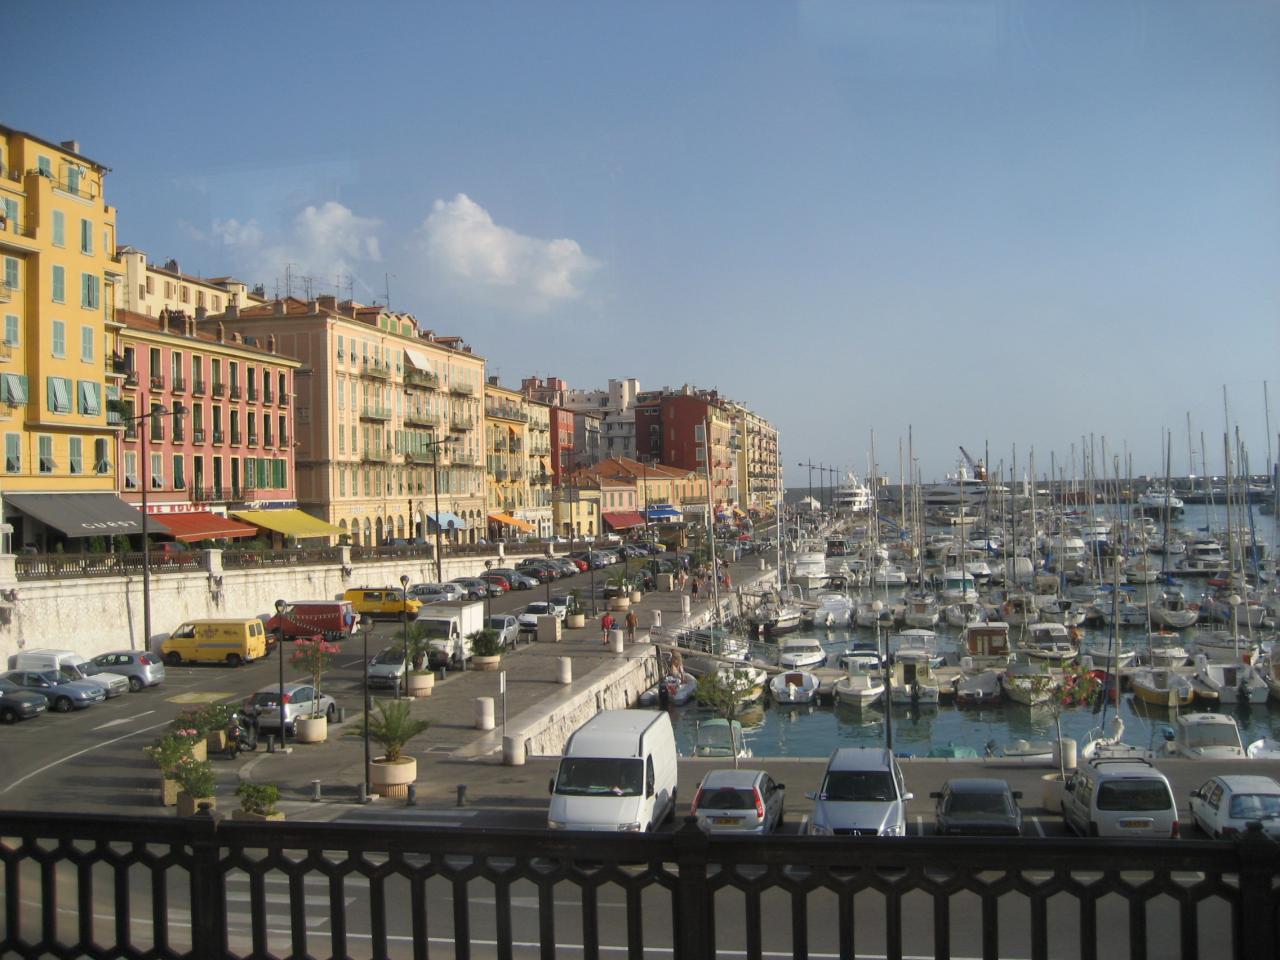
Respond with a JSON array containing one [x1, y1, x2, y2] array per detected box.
[[831, 472, 872, 514]]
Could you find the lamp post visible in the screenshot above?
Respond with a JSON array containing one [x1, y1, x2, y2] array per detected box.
[[274, 598, 288, 751], [420, 437, 456, 583], [484, 559, 493, 625], [798, 460, 814, 520], [360, 614, 374, 802], [399, 573, 411, 699], [873, 599, 892, 751]]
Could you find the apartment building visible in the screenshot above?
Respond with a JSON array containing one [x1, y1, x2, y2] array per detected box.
[[524, 397, 554, 537], [115, 247, 264, 317], [217, 296, 485, 546], [483, 378, 535, 540]]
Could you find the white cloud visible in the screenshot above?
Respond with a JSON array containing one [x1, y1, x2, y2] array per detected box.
[[418, 194, 599, 312], [211, 201, 381, 288]]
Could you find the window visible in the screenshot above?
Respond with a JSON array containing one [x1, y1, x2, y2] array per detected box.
[[150, 452, 164, 488], [180, 285, 189, 304], [338, 425, 345, 453], [173, 455, 186, 489], [212, 295, 221, 311], [123, 451, 138, 489], [1, 373, 29, 404], [337, 334, 344, 360], [81, 273, 100, 309], [37, 156, 51, 177], [47, 376, 71, 414], [77, 380, 101, 416], [337, 379, 344, 410], [150, 402, 163, 441], [5, 433, 19, 473], [197, 290, 205, 308], [66, 165, 81, 195], [80, 218, 92, 254], [38, 435, 54, 473], [4, 314, 17, 346], [69, 437, 83, 475], [164, 281, 173, 299], [94, 438, 109, 474], [339, 469, 345, 496], [51, 265, 65, 303], [80, 325, 93, 362], [171, 351, 182, 381], [4, 257, 18, 290], [145, 275, 154, 295], [278, 371, 286, 399], [51, 320, 65, 357], [51, 210, 64, 247], [1, 198, 17, 231]]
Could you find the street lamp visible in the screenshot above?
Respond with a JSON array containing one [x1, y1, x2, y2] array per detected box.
[[274, 598, 288, 751], [873, 599, 892, 751], [797, 460, 814, 520], [484, 559, 493, 625], [399, 573, 411, 699], [359, 614, 375, 802], [417, 437, 457, 583]]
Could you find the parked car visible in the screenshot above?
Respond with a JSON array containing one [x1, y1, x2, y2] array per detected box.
[[409, 582, 466, 603], [265, 600, 357, 642], [343, 587, 422, 619], [1189, 775, 1280, 839], [1062, 756, 1178, 839], [244, 681, 336, 734], [487, 615, 520, 648], [518, 601, 560, 634], [518, 559, 561, 580], [13, 649, 131, 698], [449, 578, 491, 600], [931, 779, 1023, 836], [92, 650, 167, 691], [567, 552, 602, 570], [691, 769, 785, 834], [480, 573, 511, 593], [0, 676, 49, 723], [366, 645, 408, 689], [0, 670, 105, 712], [490, 569, 538, 590], [807, 747, 912, 836]]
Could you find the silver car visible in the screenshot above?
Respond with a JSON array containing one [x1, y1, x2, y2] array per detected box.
[[61, 660, 131, 698], [487, 615, 520, 648], [691, 769, 785, 834], [244, 682, 336, 733], [92, 650, 167, 691], [366, 645, 407, 689], [807, 747, 912, 837], [1, 670, 106, 712]]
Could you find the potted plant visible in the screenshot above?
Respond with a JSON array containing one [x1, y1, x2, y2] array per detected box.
[[200, 703, 235, 753], [173, 756, 217, 816], [145, 732, 199, 806], [168, 713, 209, 762], [233, 782, 284, 821], [470, 628, 504, 671], [290, 636, 339, 742], [347, 700, 430, 799], [565, 590, 586, 629], [1034, 670, 1102, 811], [404, 627, 434, 698], [606, 572, 632, 611]]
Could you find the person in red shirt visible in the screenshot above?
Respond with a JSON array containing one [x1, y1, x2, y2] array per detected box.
[[600, 612, 615, 644]]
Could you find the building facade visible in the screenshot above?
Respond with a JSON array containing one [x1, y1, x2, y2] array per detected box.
[[115, 248, 265, 318]]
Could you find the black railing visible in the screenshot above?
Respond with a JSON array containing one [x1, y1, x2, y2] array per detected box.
[[221, 546, 343, 568], [1, 812, 1277, 960], [14, 551, 202, 579]]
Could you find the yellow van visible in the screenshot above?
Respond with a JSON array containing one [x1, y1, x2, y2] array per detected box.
[[161, 619, 268, 667], [343, 587, 423, 619]]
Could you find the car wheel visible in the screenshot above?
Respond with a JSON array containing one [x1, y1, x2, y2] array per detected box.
[[325, 703, 336, 722], [128, 676, 143, 692], [54, 696, 74, 713], [226, 654, 243, 668], [0, 707, 17, 724], [165, 652, 182, 666]]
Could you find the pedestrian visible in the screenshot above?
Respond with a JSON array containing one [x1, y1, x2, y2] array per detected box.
[[691, 577, 700, 602], [600, 611, 615, 645], [723, 570, 732, 590], [624, 608, 638, 643]]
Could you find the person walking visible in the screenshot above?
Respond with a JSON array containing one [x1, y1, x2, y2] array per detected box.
[[624, 608, 638, 643], [690, 577, 700, 602], [600, 611, 615, 645]]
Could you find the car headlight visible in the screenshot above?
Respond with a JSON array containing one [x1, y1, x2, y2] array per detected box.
[[547, 819, 566, 830], [882, 822, 905, 837], [809, 821, 833, 836], [620, 822, 643, 832]]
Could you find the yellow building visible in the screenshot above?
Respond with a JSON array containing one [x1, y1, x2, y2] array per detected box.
[[0, 127, 141, 549], [524, 398, 554, 537]]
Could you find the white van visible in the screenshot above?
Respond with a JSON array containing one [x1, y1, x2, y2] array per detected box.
[[12, 649, 131, 698], [1062, 754, 1179, 838], [548, 711, 679, 832]]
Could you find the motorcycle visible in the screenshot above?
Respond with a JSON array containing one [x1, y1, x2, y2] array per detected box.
[[224, 710, 259, 758]]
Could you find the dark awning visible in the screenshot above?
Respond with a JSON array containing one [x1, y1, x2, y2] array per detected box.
[[603, 511, 646, 530], [5, 492, 171, 538], [157, 511, 259, 543]]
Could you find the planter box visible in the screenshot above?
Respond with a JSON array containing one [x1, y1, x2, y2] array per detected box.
[[407, 672, 435, 697], [370, 756, 416, 799], [188, 739, 208, 763], [472, 655, 502, 672], [177, 793, 216, 817], [160, 777, 180, 807], [295, 716, 328, 743], [607, 597, 631, 612], [206, 730, 228, 753], [232, 809, 286, 822], [565, 613, 586, 629], [1041, 773, 1066, 813], [630, 591, 643, 603]]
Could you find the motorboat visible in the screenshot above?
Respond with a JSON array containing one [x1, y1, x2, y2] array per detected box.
[[833, 666, 885, 708], [936, 569, 980, 603], [1178, 540, 1228, 577], [1188, 630, 1259, 665], [870, 561, 909, 586], [1246, 739, 1280, 759], [944, 600, 987, 629], [808, 591, 854, 628], [1162, 713, 1245, 760], [1199, 593, 1269, 628], [748, 600, 804, 636], [959, 622, 1012, 669], [1015, 622, 1078, 666], [1000, 653, 1057, 707], [789, 539, 829, 584], [1142, 631, 1189, 667], [1149, 590, 1199, 630], [706, 663, 767, 705], [1095, 593, 1148, 628], [777, 637, 827, 669], [837, 640, 885, 671], [693, 718, 751, 759], [1192, 655, 1268, 705], [639, 670, 698, 707], [1079, 638, 1136, 670], [1034, 597, 1088, 628], [901, 593, 941, 629], [769, 669, 821, 705], [831, 472, 873, 514], [1129, 667, 1195, 708], [888, 629, 942, 667], [1080, 715, 1125, 760], [997, 592, 1038, 627], [854, 601, 895, 629], [887, 650, 941, 705], [954, 669, 1002, 706], [1137, 488, 1185, 513]]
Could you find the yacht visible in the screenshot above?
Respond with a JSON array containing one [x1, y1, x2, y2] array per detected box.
[[1149, 590, 1199, 630], [1192, 655, 1268, 705], [1162, 713, 1245, 760], [830, 472, 872, 514], [777, 636, 828, 669], [833, 664, 885, 708]]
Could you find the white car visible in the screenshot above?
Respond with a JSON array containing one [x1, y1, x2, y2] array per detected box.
[[409, 582, 466, 603], [1189, 775, 1280, 840], [517, 601, 560, 634], [487, 615, 520, 648]]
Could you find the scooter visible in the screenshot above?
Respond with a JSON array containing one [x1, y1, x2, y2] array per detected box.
[[224, 710, 259, 758]]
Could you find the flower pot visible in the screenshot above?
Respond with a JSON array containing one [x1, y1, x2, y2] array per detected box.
[[566, 613, 586, 629], [1041, 773, 1067, 813], [295, 716, 328, 743], [407, 672, 435, 698], [188, 739, 208, 763], [206, 730, 228, 753], [160, 777, 181, 807], [177, 793, 216, 817], [369, 756, 417, 799], [608, 596, 631, 612], [472, 655, 502, 672], [630, 590, 643, 603], [232, 809, 285, 822]]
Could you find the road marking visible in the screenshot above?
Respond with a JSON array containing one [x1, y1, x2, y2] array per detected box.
[[2, 718, 173, 794], [92, 710, 156, 730], [914, 815, 924, 836], [167, 691, 235, 704], [1031, 816, 1046, 838]]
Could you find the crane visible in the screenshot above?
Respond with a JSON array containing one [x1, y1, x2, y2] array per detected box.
[[958, 446, 987, 481]]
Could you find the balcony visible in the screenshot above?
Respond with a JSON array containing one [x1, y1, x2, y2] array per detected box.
[[172, 423, 185, 443], [361, 358, 391, 380], [191, 378, 206, 396], [278, 392, 289, 407], [212, 429, 225, 445], [0, 282, 12, 303], [193, 428, 206, 444], [247, 385, 259, 402], [246, 433, 258, 448], [449, 415, 474, 432], [263, 389, 273, 404], [123, 368, 139, 389], [191, 485, 225, 503], [171, 375, 187, 394], [361, 446, 393, 463], [406, 449, 442, 465], [450, 381, 474, 396], [487, 403, 528, 422], [149, 374, 165, 391], [359, 403, 391, 422], [262, 434, 273, 449], [229, 384, 242, 400], [451, 452, 477, 467], [104, 354, 128, 378], [212, 380, 225, 398], [404, 368, 439, 390], [124, 424, 138, 441], [405, 411, 439, 428]]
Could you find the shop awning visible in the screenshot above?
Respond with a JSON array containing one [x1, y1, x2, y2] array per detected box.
[[5, 492, 170, 538], [603, 511, 646, 530], [646, 504, 683, 521], [157, 511, 260, 543], [404, 347, 435, 370], [488, 512, 535, 533], [231, 509, 342, 538], [427, 510, 467, 530]]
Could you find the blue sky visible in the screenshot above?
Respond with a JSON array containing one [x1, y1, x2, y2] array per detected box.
[[7, 0, 1279, 485]]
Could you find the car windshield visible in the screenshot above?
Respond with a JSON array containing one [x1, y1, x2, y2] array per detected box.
[[76, 662, 105, 676], [698, 787, 756, 811], [822, 771, 896, 802], [946, 792, 1011, 815], [526, 604, 550, 615], [249, 692, 279, 707], [487, 618, 508, 630], [1097, 780, 1172, 811], [1228, 793, 1280, 820], [554, 758, 643, 797], [373, 648, 405, 665]]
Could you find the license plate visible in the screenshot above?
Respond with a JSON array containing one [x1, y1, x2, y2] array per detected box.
[[712, 818, 739, 826], [1120, 819, 1150, 829]]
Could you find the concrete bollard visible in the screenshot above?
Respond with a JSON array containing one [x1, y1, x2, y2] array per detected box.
[[1055, 737, 1078, 771], [474, 696, 495, 731], [610, 628, 625, 653], [681, 595, 691, 618], [759, 558, 766, 571], [406, 783, 417, 806], [558, 656, 572, 684], [651, 609, 662, 628], [503, 734, 526, 766], [311, 779, 322, 802]]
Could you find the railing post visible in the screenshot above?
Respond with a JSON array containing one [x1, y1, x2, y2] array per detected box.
[[1236, 824, 1277, 959], [187, 808, 226, 960], [673, 816, 711, 960]]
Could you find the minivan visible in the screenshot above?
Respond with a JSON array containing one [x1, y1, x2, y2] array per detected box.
[[548, 710, 679, 832], [161, 618, 268, 667], [807, 747, 912, 836], [13, 649, 131, 698], [343, 587, 423, 619], [1062, 754, 1179, 838]]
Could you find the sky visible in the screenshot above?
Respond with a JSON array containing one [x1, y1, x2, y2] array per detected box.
[[6, 0, 1279, 486]]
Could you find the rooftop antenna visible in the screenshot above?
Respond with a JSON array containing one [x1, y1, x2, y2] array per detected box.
[[384, 273, 394, 311], [284, 263, 295, 299], [301, 275, 314, 300]]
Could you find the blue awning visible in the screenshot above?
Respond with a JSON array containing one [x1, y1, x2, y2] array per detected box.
[[646, 505, 682, 521], [428, 511, 467, 530]]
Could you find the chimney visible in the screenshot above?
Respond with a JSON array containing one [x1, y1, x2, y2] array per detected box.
[[232, 332, 242, 343], [267, 334, 277, 354], [60, 140, 80, 155], [187, 315, 197, 337], [224, 304, 239, 319], [488, 375, 499, 386], [195, 306, 207, 321], [307, 299, 319, 314], [274, 299, 287, 316], [317, 294, 337, 311], [216, 322, 225, 343], [160, 309, 170, 333]]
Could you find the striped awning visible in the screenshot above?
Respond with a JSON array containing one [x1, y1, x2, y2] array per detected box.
[[231, 509, 342, 538]]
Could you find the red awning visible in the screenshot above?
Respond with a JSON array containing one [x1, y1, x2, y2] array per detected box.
[[603, 511, 646, 530], [156, 511, 260, 543]]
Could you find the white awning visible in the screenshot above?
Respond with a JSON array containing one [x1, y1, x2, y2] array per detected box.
[[404, 347, 435, 370]]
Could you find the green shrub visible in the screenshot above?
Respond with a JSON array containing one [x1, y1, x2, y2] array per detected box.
[[235, 782, 280, 816], [172, 757, 216, 797], [470, 628, 503, 657]]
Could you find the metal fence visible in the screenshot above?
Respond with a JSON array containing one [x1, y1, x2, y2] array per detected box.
[[221, 547, 344, 569], [1, 811, 1276, 960], [13, 550, 202, 579]]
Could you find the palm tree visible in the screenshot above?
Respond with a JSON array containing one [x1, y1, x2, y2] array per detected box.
[[347, 700, 429, 762]]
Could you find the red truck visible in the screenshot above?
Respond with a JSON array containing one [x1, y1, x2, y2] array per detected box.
[[265, 600, 357, 642]]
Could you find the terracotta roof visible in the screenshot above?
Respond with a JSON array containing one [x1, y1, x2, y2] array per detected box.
[[115, 309, 300, 365]]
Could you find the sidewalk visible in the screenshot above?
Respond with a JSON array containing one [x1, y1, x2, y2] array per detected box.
[[241, 550, 780, 819]]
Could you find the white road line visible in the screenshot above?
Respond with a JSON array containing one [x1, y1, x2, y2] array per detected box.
[[93, 710, 155, 731], [915, 815, 924, 836], [1031, 816, 1046, 838], [2, 717, 174, 794]]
